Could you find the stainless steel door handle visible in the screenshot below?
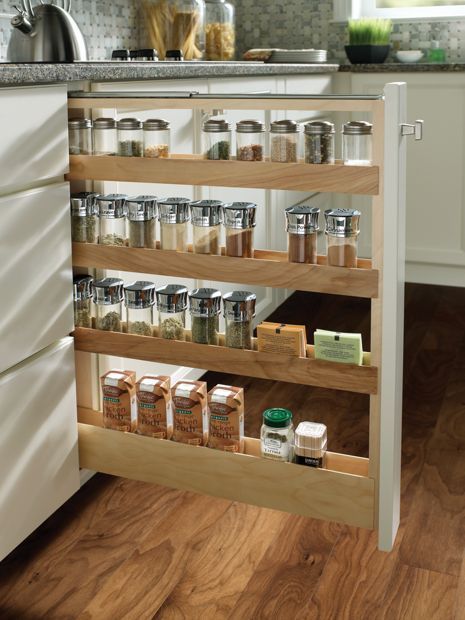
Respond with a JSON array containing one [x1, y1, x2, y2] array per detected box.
[[401, 120, 423, 140]]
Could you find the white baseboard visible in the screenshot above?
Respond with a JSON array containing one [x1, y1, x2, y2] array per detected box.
[[406, 262, 465, 288]]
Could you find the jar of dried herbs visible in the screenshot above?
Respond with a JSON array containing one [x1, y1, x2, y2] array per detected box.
[[189, 288, 221, 345], [223, 202, 256, 258], [285, 204, 320, 264], [73, 274, 93, 328], [156, 284, 188, 340], [260, 408, 294, 462], [304, 121, 335, 164], [158, 197, 190, 252], [236, 119, 265, 161], [324, 208, 361, 268], [143, 118, 170, 158], [270, 120, 300, 163], [223, 290, 256, 350], [190, 199, 223, 255], [117, 117, 143, 157], [93, 277, 124, 331], [124, 280, 156, 336], [202, 118, 231, 160], [96, 194, 128, 246], [127, 195, 157, 248], [93, 117, 117, 156], [68, 118, 92, 155], [70, 192, 98, 243]]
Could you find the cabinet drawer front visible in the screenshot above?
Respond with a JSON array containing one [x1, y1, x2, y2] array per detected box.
[[0, 183, 73, 373], [0, 338, 79, 561]]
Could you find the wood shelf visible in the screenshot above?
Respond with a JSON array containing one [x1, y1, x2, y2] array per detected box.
[[72, 243, 379, 299], [67, 155, 379, 196], [73, 327, 378, 395]]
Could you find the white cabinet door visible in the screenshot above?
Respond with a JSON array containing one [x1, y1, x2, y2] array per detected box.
[[0, 338, 79, 561]]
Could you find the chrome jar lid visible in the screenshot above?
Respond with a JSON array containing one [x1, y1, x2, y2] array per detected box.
[[342, 121, 373, 135], [143, 118, 170, 130], [236, 119, 265, 133], [270, 119, 300, 133], [158, 197, 191, 224], [93, 277, 124, 305], [68, 118, 92, 129], [190, 200, 223, 227], [93, 117, 117, 129], [223, 290, 256, 321], [117, 117, 142, 130], [324, 208, 361, 237], [126, 196, 157, 221], [71, 192, 97, 217], [73, 275, 93, 301], [285, 205, 320, 234], [223, 202, 257, 229], [156, 284, 188, 313], [95, 194, 128, 218], [189, 288, 222, 317], [124, 281, 156, 309], [202, 118, 231, 132], [304, 120, 335, 135]]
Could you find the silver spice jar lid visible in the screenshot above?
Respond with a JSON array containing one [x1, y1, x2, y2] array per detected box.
[[96, 194, 128, 219], [342, 121, 373, 135], [158, 197, 191, 224], [202, 118, 231, 133], [189, 288, 222, 317], [236, 119, 265, 133], [73, 275, 93, 301], [143, 118, 170, 130], [223, 290, 256, 322], [190, 200, 224, 227], [117, 117, 143, 130], [71, 192, 97, 217], [93, 277, 124, 305], [270, 119, 300, 133], [93, 117, 117, 129], [156, 284, 188, 313], [324, 208, 361, 238], [68, 118, 92, 129], [124, 280, 156, 309], [304, 120, 335, 135], [285, 205, 320, 234], [223, 202, 257, 230], [127, 196, 157, 221]]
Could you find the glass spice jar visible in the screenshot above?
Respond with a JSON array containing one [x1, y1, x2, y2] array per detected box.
[[189, 288, 221, 345], [202, 118, 231, 160], [96, 194, 128, 246], [260, 408, 294, 462], [93, 117, 117, 156], [127, 195, 157, 248], [342, 121, 373, 166], [285, 204, 320, 264], [223, 290, 256, 350], [156, 284, 188, 340], [158, 197, 191, 252], [304, 121, 335, 164], [270, 120, 300, 163], [70, 192, 98, 243], [236, 119, 265, 161], [143, 119, 170, 158], [205, 0, 235, 60], [117, 118, 143, 157], [93, 277, 124, 331], [190, 199, 223, 255], [73, 274, 93, 328], [324, 208, 361, 268], [223, 202, 257, 258], [68, 118, 92, 155], [124, 280, 156, 336], [294, 421, 327, 468]]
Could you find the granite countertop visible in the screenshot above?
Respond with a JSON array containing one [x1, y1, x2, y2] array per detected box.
[[339, 62, 465, 72]]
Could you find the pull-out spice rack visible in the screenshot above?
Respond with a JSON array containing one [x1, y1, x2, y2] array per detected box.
[[68, 86, 406, 551]]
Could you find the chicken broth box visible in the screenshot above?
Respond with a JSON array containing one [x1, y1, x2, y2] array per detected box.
[[171, 380, 208, 446], [101, 370, 137, 432], [136, 375, 172, 439], [207, 385, 245, 453]]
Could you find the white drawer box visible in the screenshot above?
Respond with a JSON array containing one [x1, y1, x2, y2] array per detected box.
[[0, 338, 79, 561], [0, 182, 73, 373]]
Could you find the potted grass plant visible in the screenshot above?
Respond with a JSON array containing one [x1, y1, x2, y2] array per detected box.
[[345, 18, 392, 64]]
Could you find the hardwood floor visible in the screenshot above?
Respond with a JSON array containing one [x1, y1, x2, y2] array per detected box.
[[1, 283, 464, 619]]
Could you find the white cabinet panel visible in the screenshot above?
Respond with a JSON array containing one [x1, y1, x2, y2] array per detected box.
[[0, 182, 74, 374], [0, 338, 79, 561]]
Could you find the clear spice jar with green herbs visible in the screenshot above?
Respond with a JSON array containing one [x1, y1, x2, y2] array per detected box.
[[127, 195, 157, 248], [70, 192, 98, 243], [285, 204, 320, 264], [156, 284, 188, 340], [223, 290, 256, 350], [260, 408, 294, 462], [96, 194, 128, 246], [202, 118, 231, 160], [189, 288, 221, 345], [117, 117, 143, 157], [190, 199, 223, 255], [93, 277, 124, 331], [158, 197, 191, 252], [124, 280, 156, 336], [73, 274, 93, 328], [304, 120, 335, 164], [270, 120, 300, 163]]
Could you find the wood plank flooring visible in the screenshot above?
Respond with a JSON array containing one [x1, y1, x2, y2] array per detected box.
[[1, 283, 465, 619]]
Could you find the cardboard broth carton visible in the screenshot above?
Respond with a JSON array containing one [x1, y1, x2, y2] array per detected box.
[[136, 375, 172, 439], [100, 370, 137, 432], [207, 385, 245, 453], [171, 380, 208, 446]]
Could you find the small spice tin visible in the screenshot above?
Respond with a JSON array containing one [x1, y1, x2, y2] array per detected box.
[[285, 205, 320, 264], [190, 199, 223, 255], [342, 121, 373, 166], [156, 284, 188, 340], [93, 117, 117, 156], [158, 197, 191, 252], [202, 118, 231, 160], [236, 119, 265, 161], [68, 118, 92, 155], [270, 120, 300, 163], [223, 202, 257, 258], [93, 277, 124, 332], [117, 117, 143, 157], [73, 274, 93, 328], [96, 194, 128, 246], [189, 288, 222, 345], [127, 195, 157, 249], [260, 408, 294, 462], [324, 208, 361, 268], [70, 192, 98, 243], [304, 121, 335, 164], [223, 290, 256, 350], [294, 421, 327, 468], [124, 280, 156, 336], [143, 118, 170, 158]]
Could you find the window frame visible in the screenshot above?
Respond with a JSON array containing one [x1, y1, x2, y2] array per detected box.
[[334, 0, 465, 20]]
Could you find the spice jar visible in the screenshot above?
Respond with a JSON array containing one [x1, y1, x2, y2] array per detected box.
[[324, 208, 361, 268], [260, 408, 294, 462], [68, 118, 92, 155], [117, 118, 143, 157], [189, 288, 221, 345], [342, 121, 373, 166], [285, 204, 320, 264], [156, 284, 188, 340], [93, 117, 117, 156], [124, 280, 156, 336], [158, 197, 191, 251], [93, 277, 124, 331], [270, 120, 300, 163], [190, 199, 223, 255], [223, 290, 256, 350], [202, 118, 231, 160], [70, 192, 98, 243], [223, 202, 256, 258], [205, 0, 235, 60], [236, 120, 265, 161], [294, 421, 327, 468], [127, 195, 157, 248], [96, 194, 128, 246], [143, 119, 170, 158], [73, 275, 93, 328], [304, 121, 335, 164]]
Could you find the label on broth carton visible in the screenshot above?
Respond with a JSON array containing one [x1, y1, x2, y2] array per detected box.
[[171, 381, 208, 446], [207, 385, 244, 453], [136, 375, 172, 439], [101, 370, 137, 432]]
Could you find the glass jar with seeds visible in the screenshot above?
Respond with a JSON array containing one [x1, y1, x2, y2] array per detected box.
[[68, 118, 92, 155], [93, 117, 117, 156], [202, 118, 231, 160], [127, 195, 157, 248], [93, 277, 124, 331], [223, 202, 256, 258], [304, 121, 335, 164], [117, 118, 143, 157], [124, 280, 156, 336], [342, 121, 373, 166], [270, 120, 300, 163], [223, 290, 256, 350], [285, 204, 320, 264], [70, 192, 98, 243], [143, 118, 170, 158], [96, 194, 128, 246], [189, 288, 221, 345], [236, 119, 265, 161], [156, 284, 188, 340], [158, 197, 191, 252], [190, 199, 223, 255], [260, 408, 294, 462], [324, 208, 361, 268], [73, 275, 93, 328]]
